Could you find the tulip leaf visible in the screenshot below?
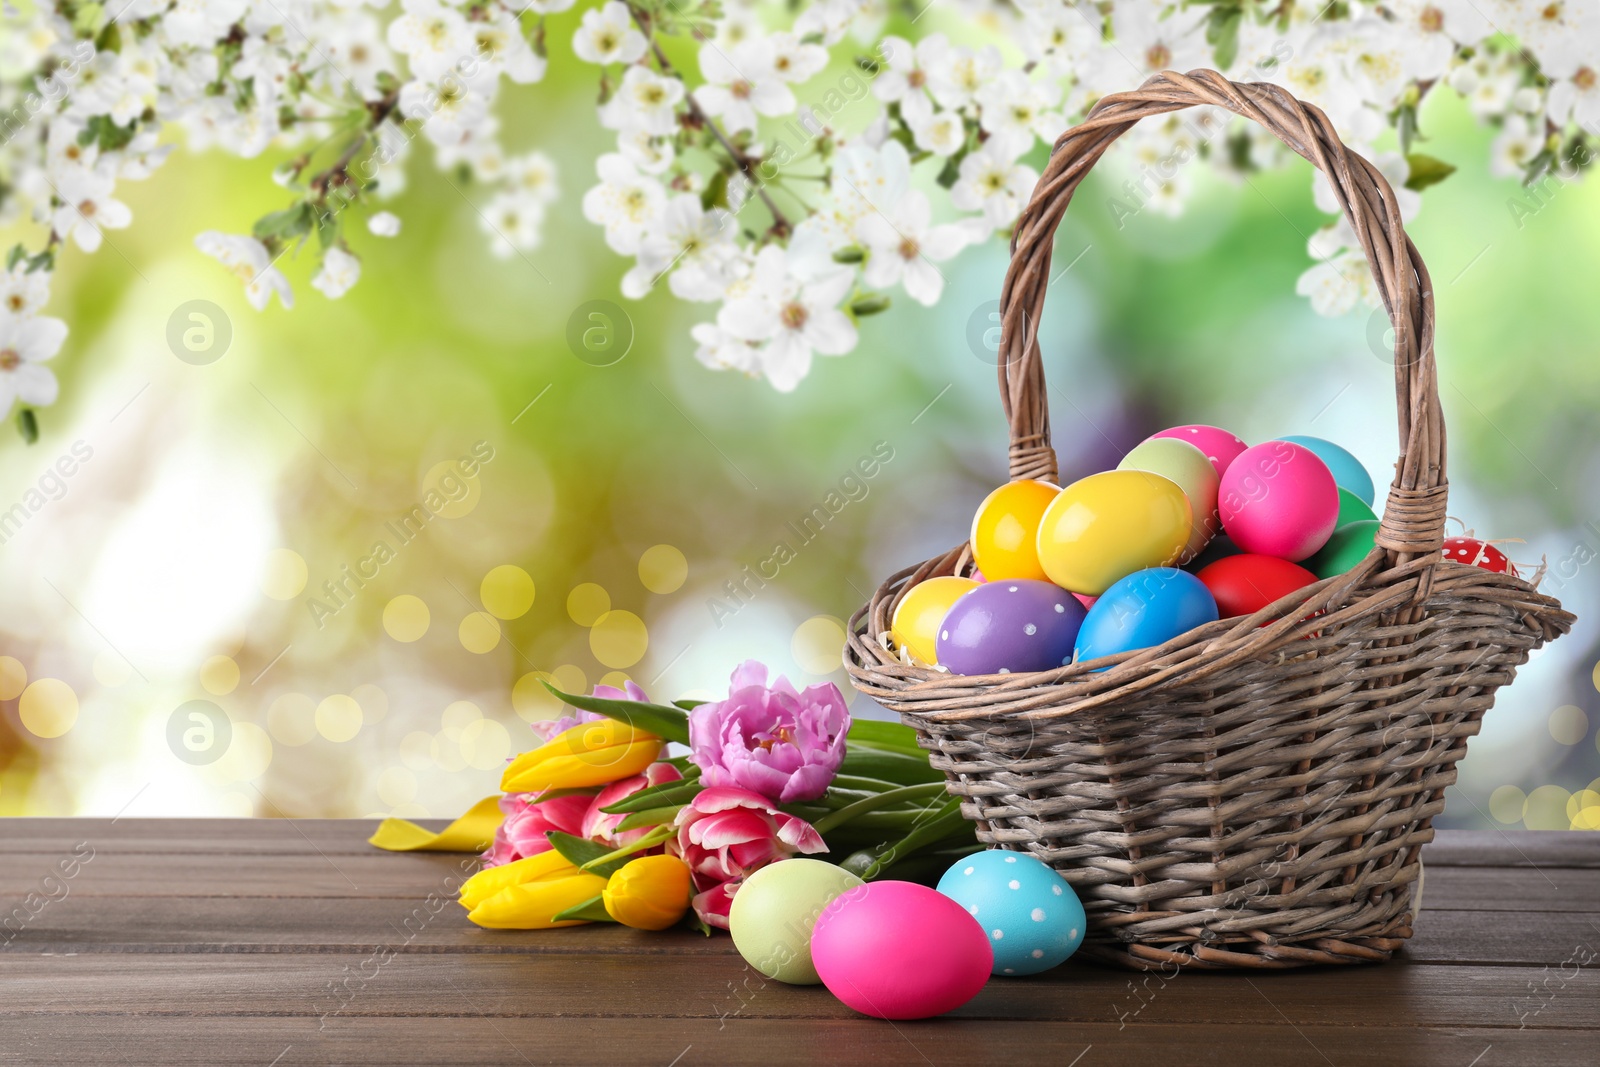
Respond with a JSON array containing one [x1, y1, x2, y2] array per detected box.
[[672, 699, 707, 711], [546, 831, 631, 878], [544, 683, 692, 745], [600, 779, 703, 814], [845, 720, 927, 756], [615, 805, 684, 832], [839, 748, 943, 785], [857, 797, 973, 880], [549, 893, 616, 924]]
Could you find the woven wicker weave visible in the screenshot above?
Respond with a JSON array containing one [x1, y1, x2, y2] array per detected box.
[[844, 70, 1574, 970]]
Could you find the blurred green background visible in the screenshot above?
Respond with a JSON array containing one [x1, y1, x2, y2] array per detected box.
[[1, 44, 1597, 832]]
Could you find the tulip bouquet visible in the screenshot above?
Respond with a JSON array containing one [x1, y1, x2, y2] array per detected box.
[[457, 662, 980, 933]]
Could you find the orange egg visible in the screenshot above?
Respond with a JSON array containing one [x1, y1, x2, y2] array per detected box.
[[890, 576, 979, 665], [970, 479, 1060, 582]]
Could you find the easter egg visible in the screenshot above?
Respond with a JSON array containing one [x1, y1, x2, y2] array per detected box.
[[811, 881, 992, 1020], [1279, 435, 1376, 507], [936, 850, 1085, 976], [1335, 487, 1377, 528], [1196, 554, 1319, 618], [729, 859, 864, 985], [1186, 532, 1242, 573], [1305, 519, 1380, 578], [970, 479, 1060, 582], [891, 576, 979, 665], [1074, 568, 1219, 663], [936, 580, 1087, 675], [1150, 424, 1249, 478], [1117, 437, 1221, 563], [1036, 471, 1192, 595], [1443, 537, 1517, 575], [1218, 442, 1340, 561]]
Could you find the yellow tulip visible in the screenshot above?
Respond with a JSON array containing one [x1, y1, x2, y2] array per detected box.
[[459, 850, 608, 929], [500, 718, 664, 793], [602, 854, 693, 931]]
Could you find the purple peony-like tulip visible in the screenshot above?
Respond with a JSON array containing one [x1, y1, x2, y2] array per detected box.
[[687, 660, 850, 804]]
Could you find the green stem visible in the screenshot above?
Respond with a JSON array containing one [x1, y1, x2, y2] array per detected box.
[[579, 824, 675, 873], [813, 783, 949, 836]]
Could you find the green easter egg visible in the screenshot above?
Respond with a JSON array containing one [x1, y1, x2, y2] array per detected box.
[[729, 860, 864, 985], [1307, 519, 1380, 579], [1335, 488, 1377, 528]]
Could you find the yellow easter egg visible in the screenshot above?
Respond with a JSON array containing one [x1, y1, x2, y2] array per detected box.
[[1116, 437, 1221, 563], [970, 479, 1060, 582], [1036, 470, 1192, 595], [890, 576, 979, 665]]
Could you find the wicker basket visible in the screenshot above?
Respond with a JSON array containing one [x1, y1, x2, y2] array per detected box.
[[844, 69, 1574, 970]]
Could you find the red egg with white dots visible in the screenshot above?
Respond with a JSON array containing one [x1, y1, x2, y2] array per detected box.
[[1442, 537, 1517, 576]]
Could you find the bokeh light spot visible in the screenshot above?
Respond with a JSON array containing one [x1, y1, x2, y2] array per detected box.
[[316, 694, 364, 743], [638, 545, 688, 594], [352, 683, 388, 725], [1523, 784, 1573, 830], [0, 656, 26, 700], [262, 549, 308, 600], [590, 610, 648, 669], [93, 653, 131, 688], [383, 595, 430, 642], [422, 460, 482, 519], [481, 565, 536, 620], [598, 671, 632, 691], [1550, 704, 1588, 746], [1566, 788, 1600, 823], [377, 767, 417, 807], [512, 665, 587, 722], [1488, 785, 1526, 824], [267, 693, 318, 747], [459, 612, 501, 654], [567, 583, 611, 626], [442, 700, 482, 736], [461, 718, 512, 770], [792, 614, 848, 675], [1593, 659, 1600, 694], [200, 655, 240, 696], [20, 680, 78, 738], [215, 722, 273, 782], [431, 731, 467, 771], [400, 731, 434, 771]]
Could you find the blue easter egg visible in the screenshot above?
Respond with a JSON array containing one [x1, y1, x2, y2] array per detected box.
[[936, 850, 1085, 976], [1074, 568, 1219, 664], [1278, 435, 1375, 507]]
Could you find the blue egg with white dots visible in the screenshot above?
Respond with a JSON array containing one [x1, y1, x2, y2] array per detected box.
[[935, 850, 1086, 976]]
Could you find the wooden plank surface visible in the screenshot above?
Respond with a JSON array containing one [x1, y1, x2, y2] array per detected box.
[[0, 820, 1595, 1067]]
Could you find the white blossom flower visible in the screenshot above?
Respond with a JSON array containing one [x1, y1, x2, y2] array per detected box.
[[950, 135, 1039, 229], [399, 77, 491, 146], [857, 189, 968, 305], [1, 267, 52, 317], [581, 153, 666, 254], [195, 231, 294, 310], [623, 195, 741, 301], [872, 34, 942, 125], [506, 152, 560, 202], [768, 31, 829, 83], [1448, 51, 1522, 121], [692, 320, 762, 376], [599, 67, 685, 136], [311, 247, 362, 298], [975, 70, 1061, 145], [694, 38, 796, 134], [910, 109, 966, 156], [718, 246, 857, 392], [1314, 151, 1420, 222], [163, 0, 250, 50], [0, 312, 66, 417], [926, 42, 1001, 112], [479, 191, 546, 258], [572, 1, 646, 66], [367, 211, 402, 237], [1386, 0, 1491, 80], [1505, 0, 1598, 79], [52, 164, 133, 254], [1548, 66, 1600, 128], [386, 0, 474, 82], [1110, 4, 1208, 78], [468, 9, 547, 85], [1296, 251, 1379, 317], [1489, 115, 1545, 179]]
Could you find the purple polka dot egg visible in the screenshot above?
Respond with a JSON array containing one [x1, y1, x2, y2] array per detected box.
[[935, 579, 1086, 676]]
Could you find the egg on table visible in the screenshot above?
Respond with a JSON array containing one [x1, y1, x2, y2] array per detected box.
[[936, 850, 1086, 976], [728, 860, 864, 985], [936, 580, 1087, 675]]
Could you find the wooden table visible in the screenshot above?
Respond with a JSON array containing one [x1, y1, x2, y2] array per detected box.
[[1, 821, 1595, 1065]]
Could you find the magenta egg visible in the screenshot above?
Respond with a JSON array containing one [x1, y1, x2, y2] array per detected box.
[[1149, 424, 1249, 478], [936, 579, 1086, 675], [1218, 441, 1340, 562], [811, 881, 992, 1020]]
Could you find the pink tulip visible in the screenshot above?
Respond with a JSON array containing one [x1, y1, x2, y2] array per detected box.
[[670, 785, 827, 929], [688, 660, 849, 804], [481, 792, 593, 868], [580, 762, 684, 845]]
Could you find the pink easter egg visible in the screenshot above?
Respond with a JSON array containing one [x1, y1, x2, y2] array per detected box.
[[1072, 593, 1098, 611], [1150, 425, 1249, 479], [811, 881, 992, 1020], [1218, 442, 1340, 562]]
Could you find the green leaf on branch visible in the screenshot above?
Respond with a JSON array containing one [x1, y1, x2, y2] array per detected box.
[[1404, 153, 1457, 192], [6, 244, 25, 271], [17, 408, 39, 445], [77, 115, 137, 152], [1205, 7, 1243, 71], [831, 245, 866, 264], [543, 683, 692, 745], [850, 294, 890, 317], [549, 893, 616, 923], [253, 203, 314, 241], [701, 168, 729, 212], [316, 208, 340, 250]]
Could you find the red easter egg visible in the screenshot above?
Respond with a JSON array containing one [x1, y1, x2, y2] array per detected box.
[[1196, 554, 1319, 619], [1442, 537, 1517, 576]]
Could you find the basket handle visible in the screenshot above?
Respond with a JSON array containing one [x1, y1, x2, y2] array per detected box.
[[997, 69, 1447, 565]]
